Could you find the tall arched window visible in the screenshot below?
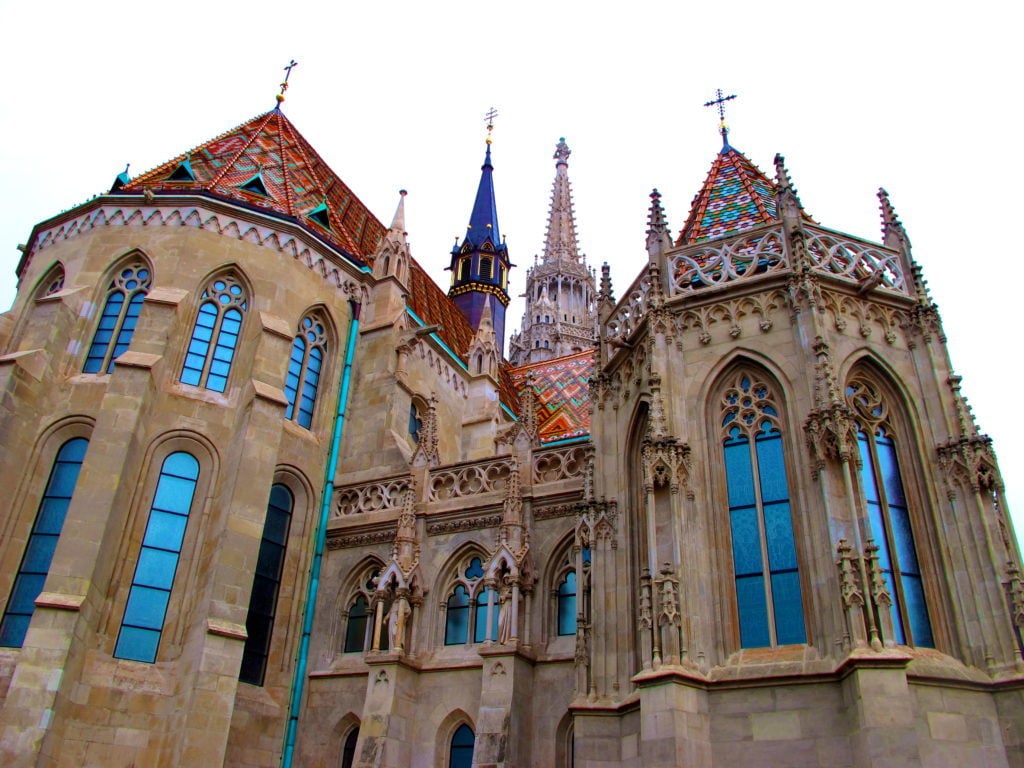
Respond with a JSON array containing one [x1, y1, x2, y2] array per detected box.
[[181, 274, 247, 392], [284, 312, 328, 429], [449, 724, 475, 768], [557, 572, 578, 636], [240, 484, 293, 685], [83, 260, 152, 373], [115, 451, 200, 662], [343, 565, 381, 653], [340, 728, 359, 768], [847, 374, 933, 647], [0, 437, 89, 648], [720, 371, 805, 648], [444, 555, 490, 646]]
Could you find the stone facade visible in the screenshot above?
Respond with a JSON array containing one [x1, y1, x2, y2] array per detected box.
[[0, 106, 1021, 768]]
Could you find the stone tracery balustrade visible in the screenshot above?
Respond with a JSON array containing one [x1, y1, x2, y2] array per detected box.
[[803, 226, 906, 294], [604, 271, 653, 343], [333, 475, 411, 518], [532, 444, 588, 484], [426, 457, 515, 502], [669, 226, 788, 296]]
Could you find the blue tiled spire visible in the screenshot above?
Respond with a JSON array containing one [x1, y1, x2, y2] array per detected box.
[[461, 143, 503, 251]]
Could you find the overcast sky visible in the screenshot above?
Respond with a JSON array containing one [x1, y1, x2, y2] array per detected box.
[[1, 1, 1020, 547]]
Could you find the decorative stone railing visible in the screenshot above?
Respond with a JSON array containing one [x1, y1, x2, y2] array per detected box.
[[604, 271, 653, 344], [532, 444, 588, 484], [669, 225, 788, 297], [333, 474, 411, 518], [803, 226, 906, 294], [426, 457, 515, 502]]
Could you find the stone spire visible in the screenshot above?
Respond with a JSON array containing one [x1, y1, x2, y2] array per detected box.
[[508, 138, 597, 366], [542, 138, 581, 264]]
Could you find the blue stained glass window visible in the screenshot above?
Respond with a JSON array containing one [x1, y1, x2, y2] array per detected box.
[[445, 585, 470, 645], [115, 451, 199, 662], [344, 595, 369, 652], [856, 428, 933, 647], [722, 374, 805, 648], [283, 313, 328, 429], [449, 724, 475, 768], [474, 587, 499, 643], [83, 263, 151, 373], [557, 571, 578, 636], [0, 438, 89, 647], [180, 275, 247, 391], [240, 484, 293, 685]]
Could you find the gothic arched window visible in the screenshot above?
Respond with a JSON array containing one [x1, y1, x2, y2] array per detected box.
[[0, 437, 89, 648], [35, 263, 65, 299], [449, 724, 475, 768], [181, 274, 248, 392], [343, 565, 381, 653], [341, 728, 359, 768], [444, 555, 495, 646], [847, 375, 933, 647], [115, 451, 200, 662], [84, 260, 152, 373], [720, 372, 806, 648], [284, 312, 328, 429], [240, 484, 294, 685], [557, 572, 578, 636]]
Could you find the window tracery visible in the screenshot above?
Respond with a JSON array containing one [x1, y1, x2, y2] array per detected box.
[[343, 565, 381, 653], [284, 311, 328, 428], [846, 374, 933, 647], [720, 371, 806, 648], [84, 260, 152, 373], [443, 555, 498, 645], [181, 274, 248, 392]]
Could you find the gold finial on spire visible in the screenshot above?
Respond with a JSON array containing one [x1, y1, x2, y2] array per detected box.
[[704, 88, 737, 148], [276, 59, 298, 106], [484, 106, 499, 145]]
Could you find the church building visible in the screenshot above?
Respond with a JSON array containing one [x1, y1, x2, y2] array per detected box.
[[0, 86, 1022, 768]]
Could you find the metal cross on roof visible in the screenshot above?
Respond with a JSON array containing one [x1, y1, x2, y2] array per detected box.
[[484, 107, 499, 132], [704, 89, 737, 147], [276, 59, 298, 106]]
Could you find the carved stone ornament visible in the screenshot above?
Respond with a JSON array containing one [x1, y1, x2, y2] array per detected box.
[[641, 439, 691, 495], [835, 539, 864, 609], [411, 393, 441, 467], [426, 513, 503, 537], [804, 403, 858, 473], [326, 529, 396, 550]]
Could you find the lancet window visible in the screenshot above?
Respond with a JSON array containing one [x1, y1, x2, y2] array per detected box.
[[0, 437, 89, 648], [343, 566, 381, 653], [115, 451, 200, 662], [239, 484, 294, 685], [846, 375, 933, 647], [83, 260, 152, 373], [181, 274, 247, 392], [720, 371, 806, 648], [443, 556, 497, 645], [554, 546, 590, 637], [284, 311, 328, 429], [449, 724, 475, 768]]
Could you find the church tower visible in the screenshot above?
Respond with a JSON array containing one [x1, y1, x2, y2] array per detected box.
[[509, 138, 597, 365], [447, 122, 512, 356]]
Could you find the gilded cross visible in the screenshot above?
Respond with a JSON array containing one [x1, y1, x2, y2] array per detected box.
[[704, 89, 737, 146], [277, 59, 298, 104]]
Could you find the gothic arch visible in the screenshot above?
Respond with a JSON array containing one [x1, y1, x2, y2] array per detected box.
[[434, 709, 476, 768], [101, 429, 220, 661], [704, 360, 810, 652], [544, 530, 585, 642], [336, 555, 387, 653], [31, 260, 66, 300], [554, 711, 574, 768], [433, 543, 493, 647], [82, 250, 154, 373]]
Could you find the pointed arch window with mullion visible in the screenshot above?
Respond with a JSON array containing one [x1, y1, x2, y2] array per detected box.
[[84, 262, 152, 373], [181, 275, 247, 392], [284, 312, 327, 429], [721, 373, 806, 648], [847, 376, 933, 647]]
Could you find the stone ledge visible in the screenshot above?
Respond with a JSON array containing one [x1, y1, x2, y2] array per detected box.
[[207, 617, 247, 640], [34, 591, 85, 611]]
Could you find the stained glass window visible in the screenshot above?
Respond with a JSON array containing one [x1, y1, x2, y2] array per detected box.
[[283, 313, 327, 429], [848, 376, 933, 647], [181, 275, 247, 392], [721, 373, 805, 648], [0, 438, 89, 647], [239, 484, 293, 685], [557, 571, 578, 636], [84, 262, 152, 373]]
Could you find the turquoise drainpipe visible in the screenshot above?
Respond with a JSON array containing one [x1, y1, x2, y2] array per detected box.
[[282, 299, 360, 767]]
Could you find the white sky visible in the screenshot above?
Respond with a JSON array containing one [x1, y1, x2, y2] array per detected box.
[[1, 1, 1020, 548]]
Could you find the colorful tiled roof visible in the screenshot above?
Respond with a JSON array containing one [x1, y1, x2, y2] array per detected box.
[[677, 146, 778, 245], [120, 109, 386, 263], [509, 351, 594, 443]]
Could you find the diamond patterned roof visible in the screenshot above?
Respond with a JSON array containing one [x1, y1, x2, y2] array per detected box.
[[121, 109, 386, 263], [677, 146, 778, 245], [510, 351, 594, 443]]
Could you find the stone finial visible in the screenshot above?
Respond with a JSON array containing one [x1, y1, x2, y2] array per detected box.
[[554, 137, 571, 164], [646, 189, 668, 235], [390, 189, 407, 234], [599, 263, 614, 304]]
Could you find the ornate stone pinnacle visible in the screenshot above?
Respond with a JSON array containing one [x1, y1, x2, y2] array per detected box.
[[554, 137, 571, 163], [646, 189, 668, 234]]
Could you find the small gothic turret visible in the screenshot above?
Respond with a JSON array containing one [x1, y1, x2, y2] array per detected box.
[[448, 132, 512, 357]]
